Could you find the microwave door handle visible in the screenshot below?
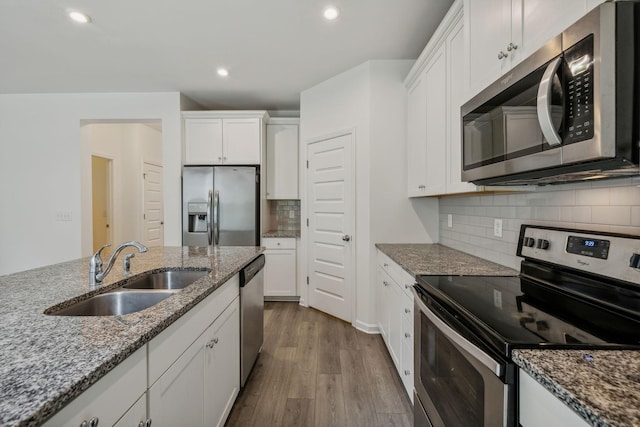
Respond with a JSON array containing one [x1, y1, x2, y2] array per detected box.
[[536, 57, 563, 147], [413, 288, 504, 378], [207, 189, 213, 245]]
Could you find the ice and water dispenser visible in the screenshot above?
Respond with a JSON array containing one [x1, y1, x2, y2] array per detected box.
[[187, 202, 208, 233]]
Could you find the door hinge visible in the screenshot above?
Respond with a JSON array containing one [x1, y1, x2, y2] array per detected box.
[[143, 213, 146, 220], [306, 218, 309, 227], [306, 160, 309, 169], [306, 276, 309, 285], [143, 173, 146, 179]]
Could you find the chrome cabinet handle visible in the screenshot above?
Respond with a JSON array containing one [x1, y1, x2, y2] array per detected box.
[[537, 56, 563, 147], [81, 418, 99, 427], [404, 370, 411, 376], [383, 280, 389, 287], [498, 51, 508, 59], [405, 308, 411, 314], [507, 42, 518, 51], [405, 333, 411, 338], [139, 420, 152, 427], [207, 337, 219, 348]]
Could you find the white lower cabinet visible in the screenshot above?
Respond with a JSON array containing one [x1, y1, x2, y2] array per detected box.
[[519, 370, 589, 427], [149, 297, 239, 427], [45, 274, 241, 427], [43, 347, 146, 427], [263, 237, 297, 298], [376, 250, 414, 403]]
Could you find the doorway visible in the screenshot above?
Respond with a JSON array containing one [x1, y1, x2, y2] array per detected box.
[[91, 155, 112, 252]]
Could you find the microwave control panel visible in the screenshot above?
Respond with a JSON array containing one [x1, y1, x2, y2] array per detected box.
[[564, 35, 594, 145]]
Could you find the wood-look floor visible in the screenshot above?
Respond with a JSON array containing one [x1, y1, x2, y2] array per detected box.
[[225, 302, 413, 427]]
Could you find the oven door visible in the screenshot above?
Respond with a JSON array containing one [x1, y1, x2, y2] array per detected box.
[[413, 286, 515, 427]]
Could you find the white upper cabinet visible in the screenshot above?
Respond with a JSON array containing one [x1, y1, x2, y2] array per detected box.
[[466, 0, 603, 97], [406, 1, 478, 197], [266, 118, 299, 200], [183, 111, 268, 165]]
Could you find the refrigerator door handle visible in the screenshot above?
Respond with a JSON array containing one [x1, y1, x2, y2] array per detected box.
[[214, 190, 220, 245], [207, 189, 213, 245]]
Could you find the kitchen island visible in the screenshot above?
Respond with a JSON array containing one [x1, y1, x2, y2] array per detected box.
[[0, 245, 263, 427]]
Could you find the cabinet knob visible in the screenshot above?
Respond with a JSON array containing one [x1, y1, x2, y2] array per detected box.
[[507, 42, 518, 52], [404, 370, 411, 376], [405, 333, 411, 338], [404, 284, 411, 289], [146, 419, 152, 427], [342, 235, 351, 242], [498, 51, 508, 60], [383, 280, 389, 287], [383, 263, 389, 267], [218, 157, 222, 161], [405, 308, 411, 314]]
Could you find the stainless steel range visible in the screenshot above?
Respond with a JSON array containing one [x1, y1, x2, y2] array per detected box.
[[413, 224, 640, 427]]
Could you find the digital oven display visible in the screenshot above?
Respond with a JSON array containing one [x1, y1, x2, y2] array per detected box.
[[566, 235, 610, 259]]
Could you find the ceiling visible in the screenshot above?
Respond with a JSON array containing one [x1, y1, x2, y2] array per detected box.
[[0, 0, 454, 111]]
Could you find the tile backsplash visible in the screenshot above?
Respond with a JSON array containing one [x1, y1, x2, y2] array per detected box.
[[439, 177, 640, 270], [269, 200, 301, 232]]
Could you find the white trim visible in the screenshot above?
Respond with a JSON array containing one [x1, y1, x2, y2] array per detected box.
[[181, 110, 270, 121], [90, 152, 116, 249], [354, 320, 381, 335], [267, 117, 300, 126]]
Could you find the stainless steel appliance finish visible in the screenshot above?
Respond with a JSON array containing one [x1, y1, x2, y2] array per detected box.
[[414, 224, 640, 427], [182, 166, 260, 246], [239, 254, 265, 388], [461, 1, 640, 186]]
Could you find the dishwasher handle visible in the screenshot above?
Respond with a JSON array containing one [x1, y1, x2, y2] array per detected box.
[[240, 254, 265, 287]]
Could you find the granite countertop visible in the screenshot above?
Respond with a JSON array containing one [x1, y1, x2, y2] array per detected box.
[[262, 229, 300, 238], [514, 349, 640, 427], [375, 243, 518, 277], [0, 245, 263, 427]]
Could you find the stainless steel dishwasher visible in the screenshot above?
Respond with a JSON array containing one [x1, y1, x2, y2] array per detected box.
[[239, 254, 265, 388]]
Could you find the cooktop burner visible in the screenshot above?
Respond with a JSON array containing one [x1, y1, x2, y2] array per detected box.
[[415, 224, 640, 358]]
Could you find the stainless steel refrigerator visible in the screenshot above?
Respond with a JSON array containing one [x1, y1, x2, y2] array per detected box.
[[182, 166, 260, 246]]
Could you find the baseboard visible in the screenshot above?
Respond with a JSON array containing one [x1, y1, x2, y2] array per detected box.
[[264, 296, 300, 302], [354, 319, 380, 335]]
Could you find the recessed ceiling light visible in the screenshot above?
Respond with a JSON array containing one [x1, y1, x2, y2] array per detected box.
[[217, 68, 229, 77], [69, 11, 92, 24], [323, 6, 339, 20]]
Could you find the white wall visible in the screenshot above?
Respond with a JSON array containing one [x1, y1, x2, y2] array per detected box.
[[0, 93, 182, 276], [439, 178, 640, 269], [81, 123, 162, 255], [300, 60, 439, 331]]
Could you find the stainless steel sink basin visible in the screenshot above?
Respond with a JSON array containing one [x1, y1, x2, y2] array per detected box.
[[47, 291, 176, 316], [121, 269, 209, 290]]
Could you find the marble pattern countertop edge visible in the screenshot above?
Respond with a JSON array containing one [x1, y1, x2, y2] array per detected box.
[[0, 245, 264, 427], [262, 229, 300, 238]]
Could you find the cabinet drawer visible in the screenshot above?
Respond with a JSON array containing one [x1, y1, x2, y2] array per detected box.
[[263, 237, 296, 250], [377, 250, 415, 299]]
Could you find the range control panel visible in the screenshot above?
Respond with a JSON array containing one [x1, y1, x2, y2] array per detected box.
[[517, 224, 640, 285]]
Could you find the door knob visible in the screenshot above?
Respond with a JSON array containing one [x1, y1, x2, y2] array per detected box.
[[342, 235, 351, 242]]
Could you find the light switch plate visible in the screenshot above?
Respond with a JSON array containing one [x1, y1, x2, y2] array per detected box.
[[447, 214, 453, 228]]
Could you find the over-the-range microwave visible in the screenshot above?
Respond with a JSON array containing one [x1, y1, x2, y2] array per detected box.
[[461, 1, 640, 186]]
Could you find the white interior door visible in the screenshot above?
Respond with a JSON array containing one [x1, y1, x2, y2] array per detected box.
[[143, 163, 164, 247], [306, 132, 354, 323]]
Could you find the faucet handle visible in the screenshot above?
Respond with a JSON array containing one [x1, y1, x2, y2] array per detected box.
[[91, 244, 111, 266]]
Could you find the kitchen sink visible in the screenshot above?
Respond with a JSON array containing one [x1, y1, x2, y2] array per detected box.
[[47, 291, 176, 316], [121, 269, 209, 290]]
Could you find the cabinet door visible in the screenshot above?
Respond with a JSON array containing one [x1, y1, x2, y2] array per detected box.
[[376, 266, 390, 341], [423, 44, 448, 196], [114, 393, 148, 427], [222, 118, 261, 164], [43, 348, 146, 427], [264, 248, 297, 297], [149, 332, 207, 427], [184, 118, 224, 165], [466, 0, 513, 95], [407, 73, 428, 197], [446, 17, 478, 194], [266, 123, 299, 199], [204, 298, 240, 427], [519, 0, 589, 63]]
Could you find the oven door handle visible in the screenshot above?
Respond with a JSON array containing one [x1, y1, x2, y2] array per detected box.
[[413, 288, 504, 378]]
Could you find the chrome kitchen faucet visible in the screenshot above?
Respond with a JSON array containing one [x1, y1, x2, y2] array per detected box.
[[89, 241, 148, 286]]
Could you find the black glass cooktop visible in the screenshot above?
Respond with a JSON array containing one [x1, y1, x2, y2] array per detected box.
[[415, 270, 640, 358]]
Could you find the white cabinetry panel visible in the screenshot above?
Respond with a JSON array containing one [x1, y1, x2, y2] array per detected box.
[[266, 120, 299, 199]]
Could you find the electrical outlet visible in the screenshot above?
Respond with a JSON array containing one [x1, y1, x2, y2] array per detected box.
[[447, 214, 453, 228], [289, 210, 295, 219], [55, 211, 72, 222], [494, 218, 503, 237]]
